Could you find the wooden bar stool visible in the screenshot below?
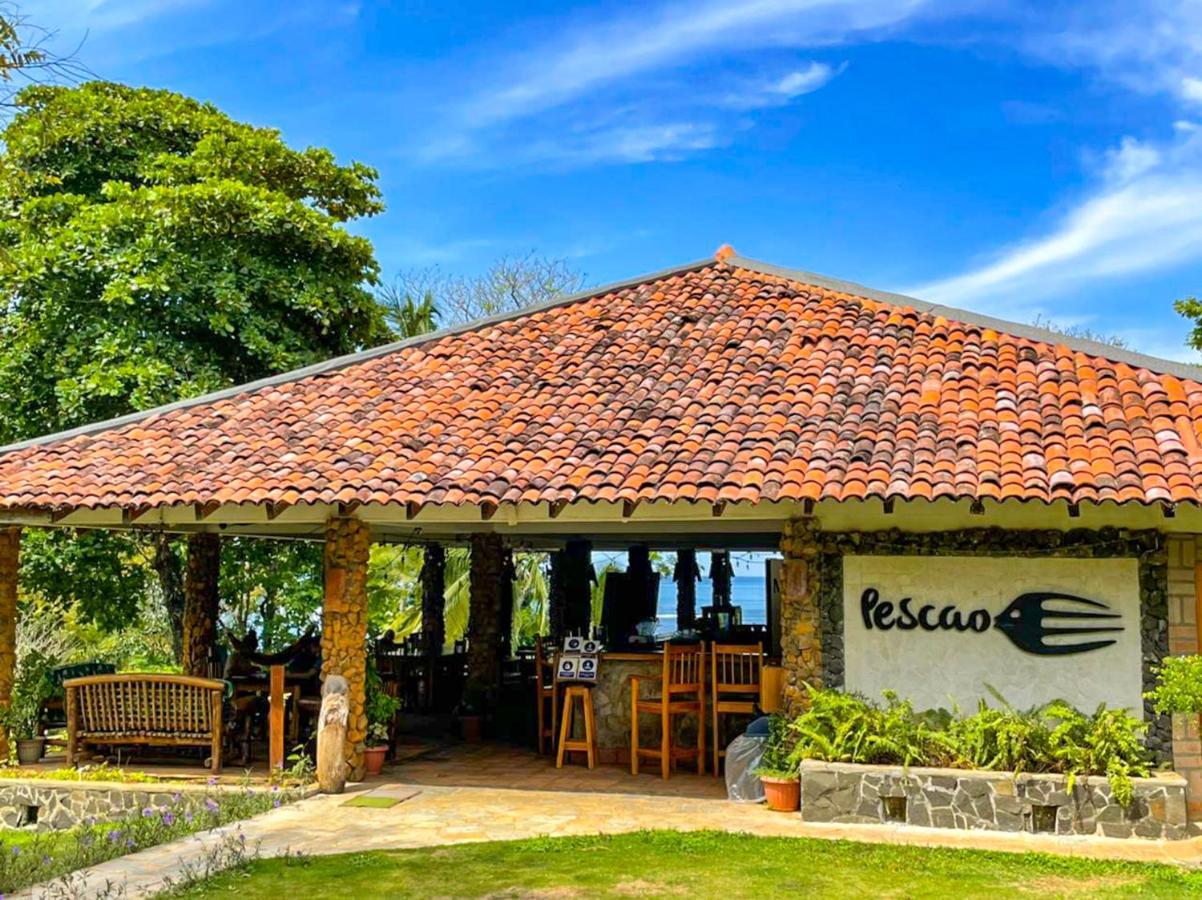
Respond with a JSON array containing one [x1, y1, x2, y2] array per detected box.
[[630, 642, 706, 779], [534, 636, 559, 755], [556, 684, 597, 769], [711, 643, 763, 775]]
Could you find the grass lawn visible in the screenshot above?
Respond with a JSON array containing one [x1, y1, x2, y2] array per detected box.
[[173, 831, 1202, 898]]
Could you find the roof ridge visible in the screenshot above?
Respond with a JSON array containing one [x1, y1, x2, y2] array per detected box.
[[727, 254, 1202, 382], [0, 256, 719, 455]]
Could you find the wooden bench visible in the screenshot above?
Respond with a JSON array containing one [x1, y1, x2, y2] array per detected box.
[[65, 674, 225, 773]]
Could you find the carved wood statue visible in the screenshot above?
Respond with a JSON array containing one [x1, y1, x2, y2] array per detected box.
[[317, 674, 350, 793]]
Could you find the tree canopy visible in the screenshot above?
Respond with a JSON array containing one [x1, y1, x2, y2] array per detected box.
[[0, 82, 387, 630], [0, 81, 388, 440]]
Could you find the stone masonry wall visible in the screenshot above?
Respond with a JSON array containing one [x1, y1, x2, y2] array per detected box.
[[420, 544, 446, 656], [467, 533, 506, 693], [779, 519, 823, 716], [799, 760, 1188, 840], [0, 528, 18, 761], [181, 533, 221, 678], [1166, 535, 1202, 822], [813, 528, 1171, 761], [322, 517, 371, 780]]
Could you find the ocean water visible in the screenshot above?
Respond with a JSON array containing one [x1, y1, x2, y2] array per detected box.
[[654, 574, 767, 630]]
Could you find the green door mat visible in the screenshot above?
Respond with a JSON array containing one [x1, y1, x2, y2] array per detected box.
[[342, 796, 400, 808]]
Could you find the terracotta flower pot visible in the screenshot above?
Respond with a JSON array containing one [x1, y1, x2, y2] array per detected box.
[[363, 745, 388, 777], [460, 715, 483, 743], [761, 775, 800, 812]]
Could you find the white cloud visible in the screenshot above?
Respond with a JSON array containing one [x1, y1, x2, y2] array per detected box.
[[464, 0, 924, 127], [1184, 76, 1202, 104], [523, 121, 725, 167], [722, 61, 844, 109], [910, 131, 1202, 313]]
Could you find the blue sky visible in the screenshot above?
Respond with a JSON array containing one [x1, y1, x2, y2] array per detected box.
[[25, 0, 1202, 362]]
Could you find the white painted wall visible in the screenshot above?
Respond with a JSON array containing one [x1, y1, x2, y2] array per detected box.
[[842, 556, 1144, 715]]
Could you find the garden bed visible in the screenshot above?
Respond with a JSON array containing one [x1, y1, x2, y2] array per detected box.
[[798, 760, 1188, 839]]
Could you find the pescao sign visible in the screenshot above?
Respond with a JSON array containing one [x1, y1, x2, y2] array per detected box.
[[842, 556, 1143, 714]]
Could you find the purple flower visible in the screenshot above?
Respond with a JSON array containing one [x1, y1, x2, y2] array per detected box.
[[40, 855, 50, 865], [126, 838, 135, 849], [106, 829, 122, 843], [207, 776, 218, 786], [10, 846, 19, 856], [161, 811, 175, 826], [171, 793, 181, 804], [272, 797, 282, 808], [142, 807, 155, 818], [204, 799, 219, 813], [185, 812, 194, 824]]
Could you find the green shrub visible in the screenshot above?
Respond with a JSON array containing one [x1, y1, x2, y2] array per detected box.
[[753, 714, 797, 779], [1147, 656, 1202, 715], [786, 686, 949, 768], [787, 687, 1149, 805], [946, 700, 1050, 774]]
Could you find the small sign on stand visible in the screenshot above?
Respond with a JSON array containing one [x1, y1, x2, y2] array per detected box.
[[558, 636, 602, 683]]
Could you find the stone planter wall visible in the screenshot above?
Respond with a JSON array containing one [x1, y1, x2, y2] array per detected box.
[[0, 779, 317, 832], [798, 760, 1188, 840]]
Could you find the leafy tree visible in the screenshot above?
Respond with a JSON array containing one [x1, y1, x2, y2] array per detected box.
[[0, 81, 388, 637], [0, 81, 388, 438], [1176, 296, 1202, 355]]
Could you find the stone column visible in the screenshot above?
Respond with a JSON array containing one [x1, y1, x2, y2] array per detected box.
[[419, 544, 446, 656], [562, 539, 594, 637], [467, 533, 505, 692], [710, 551, 733, 607], [181, 533, 221, 677], [0, 528, 19, 761], [322, 517, 371, 780], [1167, 535, 1202, 821], [674, 549, 700, 630], [779, 519, 823, 716]]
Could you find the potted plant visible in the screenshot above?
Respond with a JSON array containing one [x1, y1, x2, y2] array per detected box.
[[1, 648, 58, 765], [363, 722, 390, 776], [754, 714, 800, 812], [456, 682, 488, 744], [364, 659, 401, 776]]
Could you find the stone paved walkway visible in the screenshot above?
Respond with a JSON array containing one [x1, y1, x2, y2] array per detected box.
[[22, 747, 1202, 898]]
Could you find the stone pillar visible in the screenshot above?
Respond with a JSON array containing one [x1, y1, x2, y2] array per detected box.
[[181, 533, 221, 677], [562, 539, 594, 637], [420, 544, 446, 656], [710, 551, 733, 607], [674, 549, 700, 630], [322, 517, 371, 780], [467, 533, 505, 692], [0, 528, 19, 761], [779, 519, 823, 716], [1166, 535, 1202, 821]]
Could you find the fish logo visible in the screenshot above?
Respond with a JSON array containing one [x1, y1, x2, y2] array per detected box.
[[992, 592, 1122, 656]]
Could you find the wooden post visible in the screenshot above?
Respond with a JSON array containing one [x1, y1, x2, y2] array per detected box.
[[420, 544, 446, 655], [0, 528, 18, 762], [269, 664, 285, 773]]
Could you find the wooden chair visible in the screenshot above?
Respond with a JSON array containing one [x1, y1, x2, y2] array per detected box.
[[630, 642, 706, 779], [534, 636, 559, 755], [711, 643, 763, 775]]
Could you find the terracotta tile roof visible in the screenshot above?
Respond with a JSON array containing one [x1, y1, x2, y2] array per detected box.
[[2, 252, 1202, 515]]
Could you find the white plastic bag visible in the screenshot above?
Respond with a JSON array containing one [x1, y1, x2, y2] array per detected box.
[[724, 734, 766, 803]]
